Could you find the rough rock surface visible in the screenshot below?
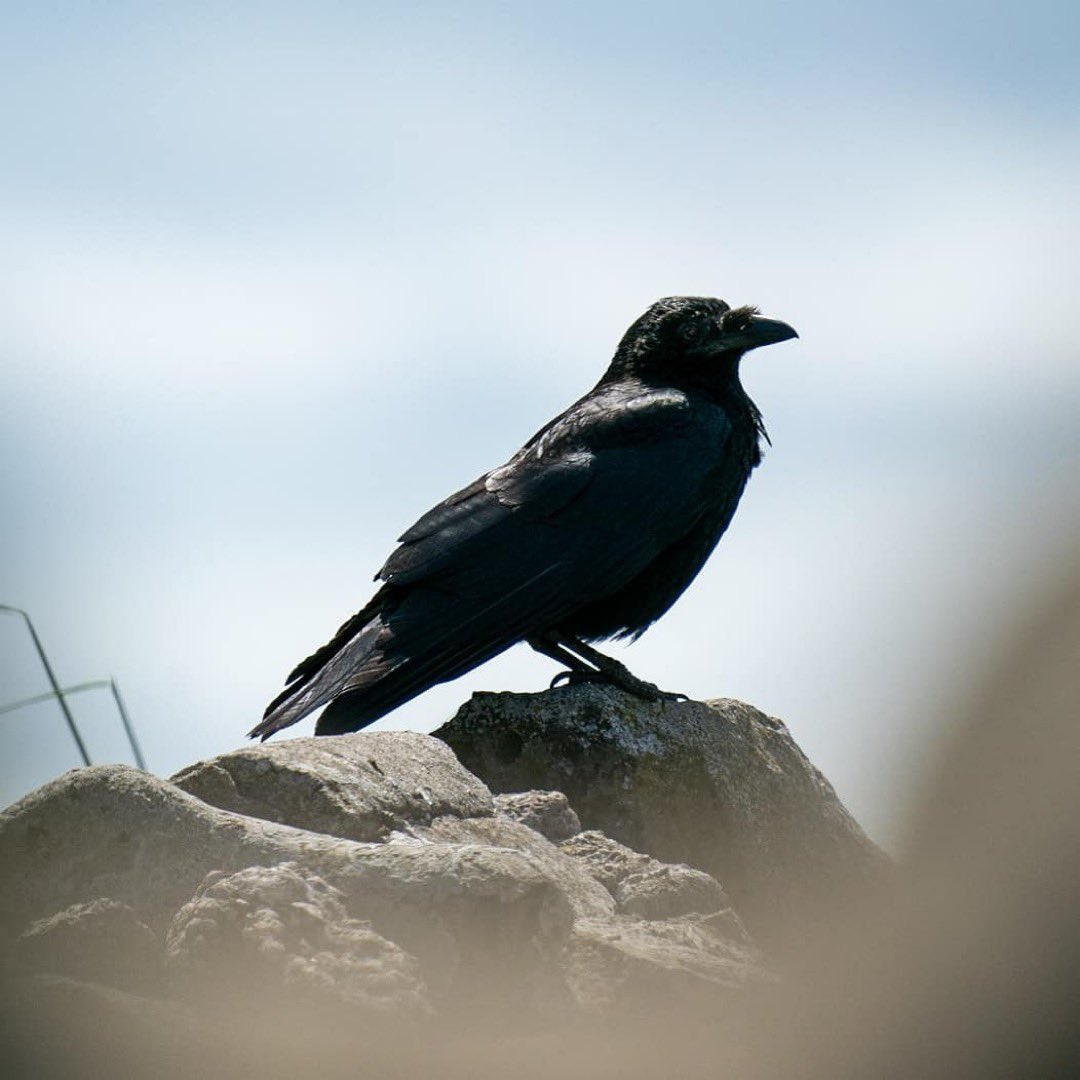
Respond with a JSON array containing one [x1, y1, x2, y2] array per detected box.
[[495, 790, 581, 842], [1, 685, 885, 1073], [0, 763, 574, 1010], [437, 685, 889, 950], [567, 913, 766, 1018], [562, 830, 734, 922], [0, 734, 762, 1021], [165, 862, 431, 1017], [171, 730, 493, 841], [411, 813, 615, 920]]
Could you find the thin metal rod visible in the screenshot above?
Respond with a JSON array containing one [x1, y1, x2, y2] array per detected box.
[[0, 679, 111, 717], [0, 675, 147, 772], [0, 605, 91, 766], [109, 678, 146, 771]]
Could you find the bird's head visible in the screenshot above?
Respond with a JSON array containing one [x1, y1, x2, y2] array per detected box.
[[607, 296, 797, 385]]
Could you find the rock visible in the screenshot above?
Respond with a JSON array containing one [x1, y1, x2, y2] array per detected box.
[[165, 862, 431, 1017], [566, 913, 768, 1018], [411, 814, 614, 919], [0, 764, 574, 1012], [494, 790, 581, 842], [413, 808, 764, 1017], [8, 689, 863, 1041], [559, 829, 657, 891], [561, 831, 734, 922], [415, 812, 749, 940], [171, 731, 493, 842], [9, 899, 161, 993], [437, 685, 889, 952], [616, 864, 730, 921], [0, 677, 908, 1076]]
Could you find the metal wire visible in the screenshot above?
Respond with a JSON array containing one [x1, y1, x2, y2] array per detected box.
[[1, 604, 91, 766]]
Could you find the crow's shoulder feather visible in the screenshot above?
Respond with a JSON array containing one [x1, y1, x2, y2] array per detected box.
[[378, 384, 722, 589]]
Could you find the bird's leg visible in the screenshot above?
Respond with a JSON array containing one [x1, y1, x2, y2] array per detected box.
[[556, 634, 686, 702], [530, 632, 687, 702], [527, 635, 611, 689]]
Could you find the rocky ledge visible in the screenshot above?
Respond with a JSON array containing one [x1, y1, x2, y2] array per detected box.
[[0, 685, 886, 1075]]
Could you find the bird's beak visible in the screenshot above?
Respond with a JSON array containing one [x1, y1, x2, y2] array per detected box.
[[713, 314, 798, 354]]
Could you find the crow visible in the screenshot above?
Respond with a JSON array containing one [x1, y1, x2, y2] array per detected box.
[[250, 296, 797, 740]]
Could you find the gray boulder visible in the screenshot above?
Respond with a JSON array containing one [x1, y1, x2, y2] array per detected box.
[[411, 814, 615, 920], [567, 913, 766, 1019], [437, 685, 889, 951], [0, 764, 573, 1011], [171, 730, 493, 841], [0, 684, 897, 1074], [172, 733, 613, 922], [494, 790, 581, 842], [165, 862, 431, 1017], [10, 689, 884, 1040], [561, 830, 736, 923]]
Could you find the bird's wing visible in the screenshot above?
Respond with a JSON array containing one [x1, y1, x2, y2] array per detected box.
[[377, 453, 593, 585], [377, 386, 724, 613]]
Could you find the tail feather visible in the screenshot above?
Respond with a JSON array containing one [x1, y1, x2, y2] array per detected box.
[[249, 612, 390, 740], [314, 631, 513, 735], [284, 589, 392, 685], [253, 563, 569, 740]]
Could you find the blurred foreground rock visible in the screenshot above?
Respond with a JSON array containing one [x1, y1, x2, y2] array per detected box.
[[1, 685, 882, 1076], [166, 862, 432, 1018], [9, 899, 161, 994]]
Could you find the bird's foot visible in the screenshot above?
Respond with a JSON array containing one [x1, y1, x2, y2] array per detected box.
[[531, 633, 686, 703], [605, 670, 688, 704], [571, 646, 681, 703], [549, 664, 687, 703]]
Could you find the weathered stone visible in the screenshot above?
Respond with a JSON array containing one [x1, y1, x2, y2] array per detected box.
[[566, 913, 768, 1018], [559, 829, 656, 891], [411, 815, 614, 919], [171, 731, 493, 842], [616, 864, 728, 920], [0, 765, 573, 1011], [437, 685, 889, 951], [560, 830, 735, 923], [166, 862, 431, 1017], [380, 804, 761, 1022], [494, 790, 581, 842], [8, 687, 854, 1036], [8, 899, 161, 993]]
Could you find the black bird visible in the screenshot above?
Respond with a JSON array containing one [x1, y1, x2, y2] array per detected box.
[[251, 296, 797, 740]]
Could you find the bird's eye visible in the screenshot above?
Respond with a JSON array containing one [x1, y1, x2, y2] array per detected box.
[[680, 320, 704, 343]]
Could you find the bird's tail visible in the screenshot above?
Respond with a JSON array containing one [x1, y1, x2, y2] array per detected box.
[[249, 586, 515, 740], [248, 596, 393, 740]]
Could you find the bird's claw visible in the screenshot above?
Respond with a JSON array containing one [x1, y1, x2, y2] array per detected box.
[[624, 680, 689, 704], [549, 667, 687, 704], [659, 689, 690, 703]]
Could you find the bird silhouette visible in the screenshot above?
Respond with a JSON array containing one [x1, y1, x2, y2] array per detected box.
[[251, 296, 796, 739]]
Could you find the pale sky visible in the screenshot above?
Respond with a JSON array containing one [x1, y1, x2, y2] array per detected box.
[[2, 1, 1078, 846]]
